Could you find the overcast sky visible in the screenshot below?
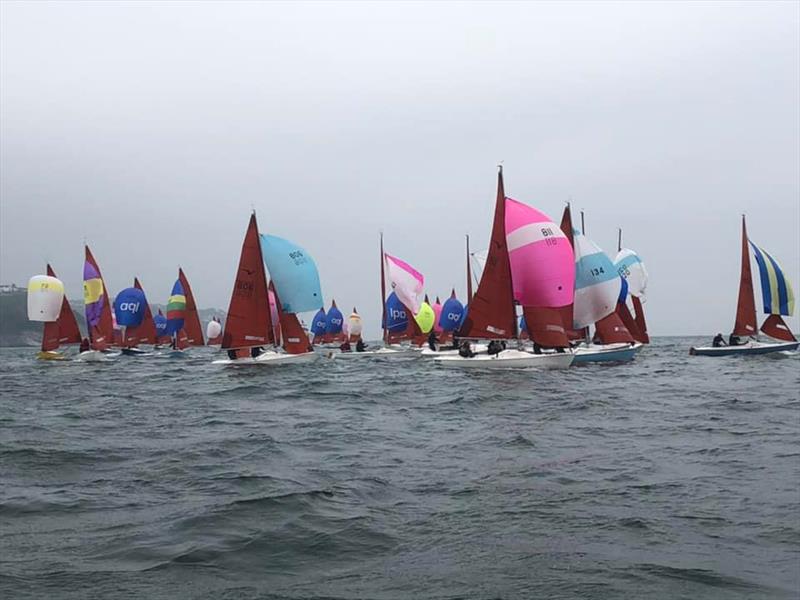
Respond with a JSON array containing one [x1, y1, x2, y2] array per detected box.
[[2, 1, 798, 337]]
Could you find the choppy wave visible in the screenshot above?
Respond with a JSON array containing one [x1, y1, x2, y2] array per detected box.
[[0, 338, 798, 599]]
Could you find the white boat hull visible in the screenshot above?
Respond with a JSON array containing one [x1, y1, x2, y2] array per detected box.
[[77, 350, 114, 362], [421, 343, 488, 357], [213, 351, 319, 365], [434, 349, 573, 369], [335, 349, 386, 358]]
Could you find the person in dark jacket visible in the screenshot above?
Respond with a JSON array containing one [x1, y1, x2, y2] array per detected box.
[[712, 333, 726, 347], [356, 339, 367, 352], [458, 341, 475, 358], [487, 340, 503, 355], [427, 330, 439, 351], [79, 338, 90, 353]]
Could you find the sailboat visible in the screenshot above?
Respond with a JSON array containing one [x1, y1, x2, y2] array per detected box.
[[80, 245, 116, 361], [614, 229, 650, 345], [378, 238, 426, 354], [163, 268, 205, 356], [310, 307, 327, 344], [206, 317, 223, 345], [323, 300, 346, 345], [121, 278, 158, 354], [28, 265, 82, 360], [255, 232, 322, 364], [154, 309, 172, 347], [690, 216, 797, 356], [560, 206, 639, 363], [434, 167, 574, 369], [113, 284, 148, 356], [214, 213, 274, 364], [346, 308, 363, 342]]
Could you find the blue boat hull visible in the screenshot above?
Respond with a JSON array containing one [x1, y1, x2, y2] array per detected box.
[[572, 345, 638, 364]]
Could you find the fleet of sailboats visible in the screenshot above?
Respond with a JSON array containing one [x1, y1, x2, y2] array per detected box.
[[23, 171, 797, 367]]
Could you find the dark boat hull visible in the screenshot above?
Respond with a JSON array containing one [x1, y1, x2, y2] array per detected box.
[[690, 341, 798, 357]]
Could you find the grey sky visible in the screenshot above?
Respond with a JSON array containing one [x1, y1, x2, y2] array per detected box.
[[2, 1, 798, 337]]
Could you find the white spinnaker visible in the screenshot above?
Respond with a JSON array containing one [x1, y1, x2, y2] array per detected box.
[[614, 248, 648, 299], [384, 254, 424, 313], [206, 320, 222, 339], [573, 234, 621, 329], [27, 275, 65, 322], [346, 312, 363, 337]]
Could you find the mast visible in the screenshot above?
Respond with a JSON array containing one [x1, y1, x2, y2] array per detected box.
[[618, 228, 622, 253], [220, 212, 274, 350], [733, 215, 757, 337], [457, 165, 516, 339], [580, 210, 585, 235], [466, 234, 473, 301], [380, 232, 387, 343]]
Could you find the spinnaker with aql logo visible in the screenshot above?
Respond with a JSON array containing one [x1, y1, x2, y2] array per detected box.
[[122, 278, 158, 351], [113, 285, 148, 355], [378, 234, 425, 352]]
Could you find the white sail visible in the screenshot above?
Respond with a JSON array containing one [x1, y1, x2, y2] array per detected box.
[[206, 319, 222, 339], [614, 248, 648, 300], [345, 311, 363, 337], [573, 234, 621, 328], [27, 275, 65, 322]]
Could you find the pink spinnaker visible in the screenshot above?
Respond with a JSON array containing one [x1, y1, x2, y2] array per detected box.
[[505, 197, 574, 308], [384, 253, 424, 313], [432, 297, 443, 333]]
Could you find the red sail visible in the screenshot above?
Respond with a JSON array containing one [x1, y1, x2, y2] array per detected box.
[[221, 213, 273, 350], [85, 245, 114, 351], [733, 216, 757, 337], [176, 328, 190, 350], [466, 234, 473, 302], [273, 288, 312, 354], [41, 264, 82, 351], [761, 314, 797, 342], [178, 268, 205, 346], [458, 167, 516, 339], [594, 312, 635, 344], [615, 302, 645, 344], [557, 205, 586, 340], [523, 306, 569, 348], [631, 296, 650, 343], [124, 278, 157, 346]]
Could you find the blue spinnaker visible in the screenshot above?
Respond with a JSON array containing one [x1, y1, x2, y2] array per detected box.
[[311, 308, 327, 337], [260, 234, 323, 314], [114, 287, 146, 327], [439, 296, 465, 332], [325, 305, 344, 334], [384, 292, 409, 333], [154, 313, 168, 336]]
